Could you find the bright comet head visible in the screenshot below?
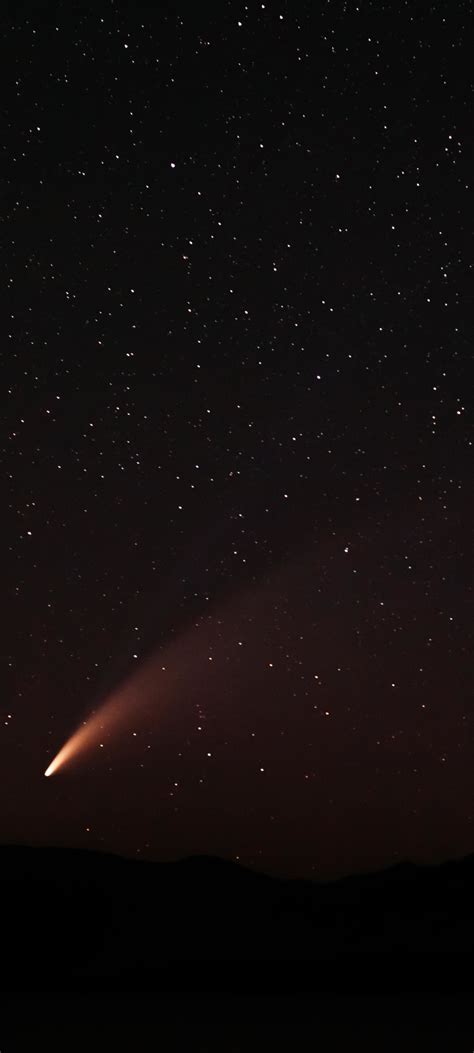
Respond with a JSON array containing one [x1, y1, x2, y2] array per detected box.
[[42, 638, 177, 779], [43, 722, 95, 777]]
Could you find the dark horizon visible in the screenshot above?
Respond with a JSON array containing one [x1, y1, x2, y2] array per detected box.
[[1, 836, 474, 881], [1, 839, 474, 1005], [1, 823, 473, 885]]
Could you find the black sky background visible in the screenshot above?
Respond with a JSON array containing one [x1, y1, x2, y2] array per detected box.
[[1, 0, 473, 879]]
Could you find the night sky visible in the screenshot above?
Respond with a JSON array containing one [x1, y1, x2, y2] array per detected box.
[[2, 1, 473, 881]]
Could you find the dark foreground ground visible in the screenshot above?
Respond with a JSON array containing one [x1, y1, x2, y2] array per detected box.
[[0, 846, 473, 1049]]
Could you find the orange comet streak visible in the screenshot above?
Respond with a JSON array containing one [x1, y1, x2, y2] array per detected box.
[[43, 563, 295, 777], [42, 644, 179, 777], [44, 712, 106, 777], [44, 723, 92, 776], [43, 688, 134, 777]]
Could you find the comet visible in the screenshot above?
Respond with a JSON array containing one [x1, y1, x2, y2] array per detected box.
[[42, 636, 183, 777], [43, 551, 306, 778], [44, 698, 119, 777], [44, 718, 99, 777]]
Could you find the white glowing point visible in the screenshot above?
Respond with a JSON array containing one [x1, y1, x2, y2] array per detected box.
[[42, 722, 95, 778], [42, 640, 170, 778]]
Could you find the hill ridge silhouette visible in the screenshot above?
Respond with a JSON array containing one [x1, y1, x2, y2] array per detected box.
[[0, 844, 473, 992]]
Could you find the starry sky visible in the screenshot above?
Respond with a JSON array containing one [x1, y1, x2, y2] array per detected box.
[[2, 1, 473, 880]]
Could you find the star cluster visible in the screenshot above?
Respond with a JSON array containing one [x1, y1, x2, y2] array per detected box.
[[1, 2, 472, 878]]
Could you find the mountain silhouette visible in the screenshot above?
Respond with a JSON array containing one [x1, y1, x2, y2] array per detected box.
[[1, 845, 473, 994]]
